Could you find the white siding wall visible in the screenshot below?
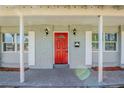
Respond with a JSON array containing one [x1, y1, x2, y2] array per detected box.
[[0, 25, 122, 68], [85, 31, 92, 66], [28, 31, 35, 65]]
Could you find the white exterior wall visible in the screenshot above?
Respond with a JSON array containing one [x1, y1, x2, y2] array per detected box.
[[69, 25, 93, 68], [0, 25, 122, 68], [30, 25, 53, 69]]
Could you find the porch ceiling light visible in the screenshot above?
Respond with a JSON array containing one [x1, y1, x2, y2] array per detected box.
[[45, 28, 49, 35], [73, 28, 76, 35]]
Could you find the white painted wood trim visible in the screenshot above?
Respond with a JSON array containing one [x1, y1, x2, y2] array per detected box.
[[85, 31, 92, 66], [121, 31, 124, 65], [98, 15, 103, 83], [103, 32, 118, 52], [28, 31, 35, 65], [19, 15, 24, 83]]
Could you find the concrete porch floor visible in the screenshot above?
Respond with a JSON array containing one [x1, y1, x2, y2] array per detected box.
[[0, 68, 124, 88]]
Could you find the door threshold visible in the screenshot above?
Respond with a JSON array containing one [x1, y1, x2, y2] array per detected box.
[[53, 64, 69, 68]]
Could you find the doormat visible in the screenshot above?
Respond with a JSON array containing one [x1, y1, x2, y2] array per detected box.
[[0, 67, 29, 71], [74, 68, 91, 81], [92, 66, 124, 71]]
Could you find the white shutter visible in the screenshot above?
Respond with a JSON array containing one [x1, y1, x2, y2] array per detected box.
[[85, 31, 92, 65], [28, 31, 35, 65], [121, 31, 124, 65]]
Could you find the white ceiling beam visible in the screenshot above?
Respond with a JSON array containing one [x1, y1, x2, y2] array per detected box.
[[0, 6, 124, 16]]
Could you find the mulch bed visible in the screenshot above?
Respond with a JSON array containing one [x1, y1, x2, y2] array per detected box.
[[0, 67, 29, 71], [92, 66, 124, 71]]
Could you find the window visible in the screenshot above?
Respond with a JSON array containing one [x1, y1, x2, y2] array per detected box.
[[92, 33, 118, 52], [2, 33, 15, 51], [105, 33, 117, 51], [2, 33, 28, 52], [92, 33, 98, 51], [17, 34, 28, 51]]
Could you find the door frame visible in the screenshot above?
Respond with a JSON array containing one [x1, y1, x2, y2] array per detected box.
[[53, 31, 69, 65]]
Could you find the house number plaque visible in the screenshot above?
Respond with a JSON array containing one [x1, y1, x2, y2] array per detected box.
[[74, 41, 80, 47]]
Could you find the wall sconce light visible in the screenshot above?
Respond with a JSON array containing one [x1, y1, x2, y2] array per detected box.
[[45, 28, 49, 35], [73, 28, 76, 35]]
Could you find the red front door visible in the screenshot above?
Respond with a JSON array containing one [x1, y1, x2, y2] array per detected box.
[[55, 32, 68, 64]]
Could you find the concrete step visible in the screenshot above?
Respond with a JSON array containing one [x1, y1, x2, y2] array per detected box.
[[53, 64, 69, 68]]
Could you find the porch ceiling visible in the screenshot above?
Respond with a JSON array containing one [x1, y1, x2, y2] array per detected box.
[[0, 16, 124, 26]]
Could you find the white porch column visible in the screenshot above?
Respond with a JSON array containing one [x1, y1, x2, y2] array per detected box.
[[120, 26, 124, 66], [98, 15, 103, 83], [19, 15, 24, 83]]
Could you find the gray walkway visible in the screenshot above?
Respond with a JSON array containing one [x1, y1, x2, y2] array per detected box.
[[0, 68, 124, 87]]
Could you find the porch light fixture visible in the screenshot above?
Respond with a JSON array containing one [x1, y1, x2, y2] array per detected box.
[[73, 28, 77, 35], [45, 28, 49, 35]]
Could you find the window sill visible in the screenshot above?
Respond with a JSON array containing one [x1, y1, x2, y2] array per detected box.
[[92, 51, 118, 53], [2, 51, 28, 53]]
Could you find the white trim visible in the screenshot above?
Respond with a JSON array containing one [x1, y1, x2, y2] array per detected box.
[[1, 33, 28, 53], [92, 32, 98, 52], [103, 32, 118, 52], [53, 31, 69, 66], [93, 50, 118, 53], [98, 15, 103, 83], [121, 31, 124, 65], [19, 15, 24, 83], [1, 42, 16, 53], [92, 32, 118, 52], [1, 33, 16, 53], [92, 50, 98, 53], [15, 33, 17, 52]]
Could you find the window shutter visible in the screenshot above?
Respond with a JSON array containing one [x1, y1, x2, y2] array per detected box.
[[121, 31, 124, 65]]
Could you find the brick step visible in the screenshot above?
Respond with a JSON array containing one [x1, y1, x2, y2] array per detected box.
[[0, 67, 29, 71], [92, 66, 124, 71]]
